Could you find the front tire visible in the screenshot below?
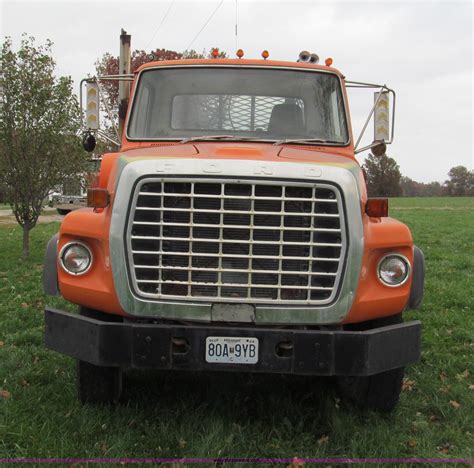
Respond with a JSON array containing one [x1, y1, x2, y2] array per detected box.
[[77, 361, 122, 405], [337, 367, 404, 413], [337, 314, 405, 413], [76, 307, 123, 405]]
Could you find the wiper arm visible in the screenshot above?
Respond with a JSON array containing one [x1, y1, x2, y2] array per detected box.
[[273, 138, 341, 146], [180, 135, 236, 144], [180, 135, 263, 144]]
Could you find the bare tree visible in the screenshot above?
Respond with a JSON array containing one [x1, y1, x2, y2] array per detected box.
[[0, 35, 85, 257]]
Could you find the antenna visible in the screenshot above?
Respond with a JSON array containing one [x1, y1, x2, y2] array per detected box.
[[235, 0, 238, 50]]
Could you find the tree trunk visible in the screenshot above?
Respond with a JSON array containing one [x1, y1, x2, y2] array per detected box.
[[22, 225, 31, 258]]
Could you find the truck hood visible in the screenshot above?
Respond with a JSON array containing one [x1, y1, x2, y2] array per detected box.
[[115, 143, 364, 197], [121, 142, 355, 167]]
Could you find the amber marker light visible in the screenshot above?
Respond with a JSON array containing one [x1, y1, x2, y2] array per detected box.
[[236, 49, 244, 58], [325, 57, 333, 66], [211, 47, 219, 58], [87, 188, 110, 208], [261, 50, 269, 60], [366, 198, 389, 217]]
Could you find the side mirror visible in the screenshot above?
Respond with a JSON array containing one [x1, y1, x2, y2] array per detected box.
[[374, 90, 390, 142], [350, 82, 395, 155], [369, 90, 390, 156], [85, 82, 100, 130], [82, 132, 96, 152]]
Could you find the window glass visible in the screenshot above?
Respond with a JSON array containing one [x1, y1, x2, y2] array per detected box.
[[128, 67, 348, 143]]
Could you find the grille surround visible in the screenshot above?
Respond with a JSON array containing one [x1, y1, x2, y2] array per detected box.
[[126, 177, 347, 305]]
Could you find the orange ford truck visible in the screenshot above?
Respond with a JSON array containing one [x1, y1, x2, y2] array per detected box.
[[43, 50, 424, 411]]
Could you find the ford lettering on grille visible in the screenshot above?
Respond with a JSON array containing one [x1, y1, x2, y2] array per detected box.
[[127, 179, 347, 304]]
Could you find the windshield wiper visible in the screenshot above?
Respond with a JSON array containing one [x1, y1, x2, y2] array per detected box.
[[180, 135, 263, 144], [273, 138, 341, 146], [180, 135, 339, 145]]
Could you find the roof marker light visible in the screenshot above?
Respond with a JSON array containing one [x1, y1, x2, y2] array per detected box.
[[261, 50, 269, 60], [325, 57, 333, 66]]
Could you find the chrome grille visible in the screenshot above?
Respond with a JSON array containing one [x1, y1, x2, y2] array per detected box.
[[126, 179, 346, 304]]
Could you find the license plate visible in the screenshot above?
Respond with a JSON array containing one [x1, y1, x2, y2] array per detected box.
[[205, 336, 259, 364]]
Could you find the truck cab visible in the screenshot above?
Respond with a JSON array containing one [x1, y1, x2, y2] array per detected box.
[[43, 54, 424, 412]]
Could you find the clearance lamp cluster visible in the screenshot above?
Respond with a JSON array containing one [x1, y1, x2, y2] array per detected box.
[[231, 49, 332, 65], [296, 51, 333, 66], [234, 49, 268, 59]]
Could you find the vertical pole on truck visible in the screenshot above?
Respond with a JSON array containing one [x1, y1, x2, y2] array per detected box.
[[118, 28, 131, 139], [235, 0, 238, 49]]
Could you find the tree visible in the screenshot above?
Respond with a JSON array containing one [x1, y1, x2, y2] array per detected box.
[[445, 165, 474, 196], [400, 177, 445, 197], [95, 48, 185, 116], [400, 176, 420, 197], [421, 181, 444, 197], [0, 35, 85, 257], [94, 47, 226, 131], [363, 153, 402, 197]]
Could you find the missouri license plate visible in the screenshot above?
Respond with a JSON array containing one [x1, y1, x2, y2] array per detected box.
[[205, 336, 259, 364]]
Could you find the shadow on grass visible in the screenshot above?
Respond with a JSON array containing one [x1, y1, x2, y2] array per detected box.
[[121, 370, 338, 435]]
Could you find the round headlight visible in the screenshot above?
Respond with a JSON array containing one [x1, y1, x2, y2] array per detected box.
[[377, 254, 410, 287], [60, 242, 92, 275]]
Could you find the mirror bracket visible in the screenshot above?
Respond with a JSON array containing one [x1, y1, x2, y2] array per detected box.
[[346, 81, 396, 154], [79, 76, 130, 147]]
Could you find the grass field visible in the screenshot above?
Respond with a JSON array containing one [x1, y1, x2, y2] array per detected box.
[[0, 197, 473, 462]]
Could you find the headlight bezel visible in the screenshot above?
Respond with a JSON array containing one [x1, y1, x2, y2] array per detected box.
[[59, 241, 93, 276], [377, 253, 411, 287]]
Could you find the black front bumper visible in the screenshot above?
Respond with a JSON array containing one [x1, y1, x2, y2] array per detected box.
[[44, 307, 421, 376]]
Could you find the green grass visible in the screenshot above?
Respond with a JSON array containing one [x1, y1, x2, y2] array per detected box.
[[0, 198, 473, 462]]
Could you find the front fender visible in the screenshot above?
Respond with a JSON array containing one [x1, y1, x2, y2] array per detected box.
[[43, 233, 59, 296], [343, 216, 414, 324], [407, 246, 425, 310]]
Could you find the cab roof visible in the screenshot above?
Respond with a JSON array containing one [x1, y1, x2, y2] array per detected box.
[[135, 58, 344, 78]]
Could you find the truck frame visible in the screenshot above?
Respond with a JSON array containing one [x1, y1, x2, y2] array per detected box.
[[43, 51, 424, 412]]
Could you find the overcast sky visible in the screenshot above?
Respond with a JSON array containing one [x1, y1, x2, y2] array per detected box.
[[1, 0, 472, 182]]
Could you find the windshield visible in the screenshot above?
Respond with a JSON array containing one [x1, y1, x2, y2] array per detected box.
[[128, 67, 349, 144]]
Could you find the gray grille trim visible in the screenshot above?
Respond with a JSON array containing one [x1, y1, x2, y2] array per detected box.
[[126, 178, 347, 305], [109, 158, 364, 325]]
